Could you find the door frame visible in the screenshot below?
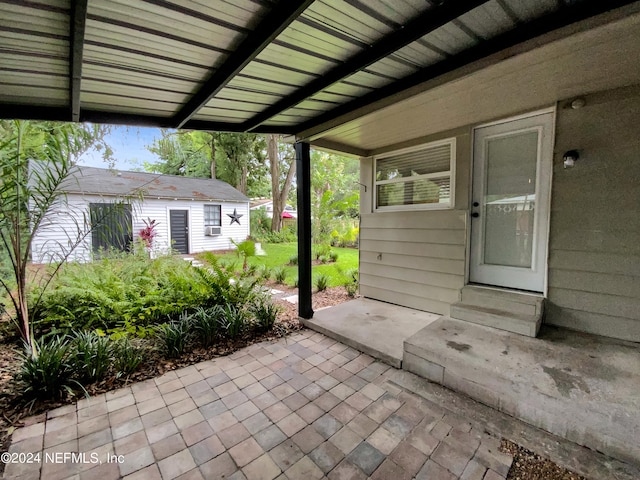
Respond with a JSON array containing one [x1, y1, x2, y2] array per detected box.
[[466, 107, 555, 295], [168, 207, 191, 254]]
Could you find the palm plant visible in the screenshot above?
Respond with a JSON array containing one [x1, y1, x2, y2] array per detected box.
[[0, 120, 114, 351]]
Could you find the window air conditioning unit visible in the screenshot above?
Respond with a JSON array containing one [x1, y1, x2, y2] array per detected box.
[[205, 226, 221, 236]]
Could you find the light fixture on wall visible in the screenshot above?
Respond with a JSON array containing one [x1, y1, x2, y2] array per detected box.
[[563, 150, 580, 169], [570, 98, 586, 109]]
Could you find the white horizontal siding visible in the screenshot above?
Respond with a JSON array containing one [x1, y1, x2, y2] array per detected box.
[[32, 194, 250, 263], [31, 195, 92, 263]]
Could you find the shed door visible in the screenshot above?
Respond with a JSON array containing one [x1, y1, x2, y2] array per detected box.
[[90, 203, 132, 254], [470, 112, 553, 292], [170, 210, 189, 254]]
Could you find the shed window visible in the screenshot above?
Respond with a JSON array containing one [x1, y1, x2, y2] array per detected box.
[[374, 139, 455, 210], [204, 205, 221, 226]]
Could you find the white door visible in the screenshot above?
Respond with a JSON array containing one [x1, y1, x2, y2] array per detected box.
[[470, 111, 554, 292]]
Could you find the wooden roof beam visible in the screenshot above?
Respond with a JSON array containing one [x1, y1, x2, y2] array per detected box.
[[70, 0, 88, 122], [242, 0, 490, 132], [172, 1, 315, 129]]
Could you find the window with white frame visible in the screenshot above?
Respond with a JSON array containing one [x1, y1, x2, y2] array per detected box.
[[204, 204, 221, 226], [374, 138, 455, 210]]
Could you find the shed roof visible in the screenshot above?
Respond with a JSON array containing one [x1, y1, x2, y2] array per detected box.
[[0, 0, 636, 149], [61, 166, 249, 203]]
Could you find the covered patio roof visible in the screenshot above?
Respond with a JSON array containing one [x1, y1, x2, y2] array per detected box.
[[1, 0, 638, 149]]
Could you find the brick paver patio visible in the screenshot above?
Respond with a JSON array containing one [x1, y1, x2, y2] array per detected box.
[[4, 330, 512, 480]]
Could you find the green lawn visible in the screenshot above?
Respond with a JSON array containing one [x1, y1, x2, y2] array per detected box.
[[213, 242, 358, 287]]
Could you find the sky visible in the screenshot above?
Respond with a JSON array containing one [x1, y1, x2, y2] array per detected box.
[[77, 126, 163, 171]]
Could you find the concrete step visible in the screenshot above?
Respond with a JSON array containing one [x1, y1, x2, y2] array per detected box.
[[402, 317, 640, 467], [461, 285, 544, 316], [450, 302, 542, 337]]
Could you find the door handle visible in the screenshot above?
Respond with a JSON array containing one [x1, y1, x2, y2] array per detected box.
[[471, 212, 479, 218]]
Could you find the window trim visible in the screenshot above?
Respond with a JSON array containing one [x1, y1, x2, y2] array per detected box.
[[203, 204, 222, 227], [373, 137, 456, 212]]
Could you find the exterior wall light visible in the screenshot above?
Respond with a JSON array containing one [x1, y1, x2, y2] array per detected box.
[[563, 150, 579, 168]]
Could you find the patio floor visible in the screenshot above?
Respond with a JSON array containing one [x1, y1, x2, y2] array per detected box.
[[303, 298, 439, 367], [4, 328, 633, 480]]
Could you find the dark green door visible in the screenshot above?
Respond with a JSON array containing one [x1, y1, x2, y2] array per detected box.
[[90, 203, 132, 254]]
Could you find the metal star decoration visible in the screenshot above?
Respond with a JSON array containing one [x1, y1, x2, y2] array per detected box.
[[227, 208, 243, 225]]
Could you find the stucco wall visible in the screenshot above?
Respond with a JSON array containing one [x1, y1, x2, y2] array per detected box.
[[546, 86, 640, 341]]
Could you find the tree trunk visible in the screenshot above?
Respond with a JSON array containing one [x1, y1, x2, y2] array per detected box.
[[239, 165, 248, 195], [268, 134, 296, 232], [210, 134, 216, 179]]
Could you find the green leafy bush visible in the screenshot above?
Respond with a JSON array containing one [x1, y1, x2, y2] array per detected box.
[[288, 254, 298, 265], [319, 255, 329, 264], [329, 251, 339, 262], [273, 267, 287, 284], [251, 297, 280, 331], [315, 273, 330, 292], [157, 314, 190, 358], [343, 268, 359, 297], [112, 337, 144, 377], [313, 244, 332, 260], [218, 305, 248, 339], [18, 336, 78, 402], [256, 265, 272, 281], [190, 306, 221, 347], [31, 253, 213, 334], [71, 330, 112, 383]]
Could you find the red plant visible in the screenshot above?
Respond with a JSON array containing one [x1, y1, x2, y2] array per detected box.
[[139, 217, 159, 248]]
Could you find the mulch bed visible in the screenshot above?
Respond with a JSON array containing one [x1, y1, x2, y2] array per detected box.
[[501, 440, 586, 480]]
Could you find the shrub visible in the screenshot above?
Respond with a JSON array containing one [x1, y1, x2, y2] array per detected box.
[[329, 251, 339, 262], [290, 277, 299, 288], [157, 314, 190, 358], [313, 244, 332, 260], [218, 305, 248, 339], [273, 267, 287, 284], [315, 273, 330, 292], [288, 254, 298, 265], [190, 306, 221, 347], [343, 268, 359, 297], [71, 330, 112, 383], [318, 255, 329, 264], [256, 265, 272, 281], [112, 337, 144, 378], [18, 336, 77, 402], [251, 297, 280, 331]]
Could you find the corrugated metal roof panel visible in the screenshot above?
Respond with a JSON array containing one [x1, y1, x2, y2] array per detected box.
[[0, 2, 69, 37], [0, 85, 68, 105], [341, 71, 395, 90], [239, 61, 318, 87], [83, 44, 209, 80], [86, 23, 224, 69], [458, 1, 518, 39], [279, 18, 363, 60], [190, 110, 252, 122], [80, 92, 180, 114], [225, 77, 299, 97], [89, 0, 247, 53], [303, 0, 393, 44], [420, 21, 480, 56], [81, 65, 198, 93], [82, 80, 188, 103], [253, 42, 338, 77], [365, 56, 420, 79], [204, 98, 267, 114], [393, 42, 446, 68], [505, 0, 558, 22]]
